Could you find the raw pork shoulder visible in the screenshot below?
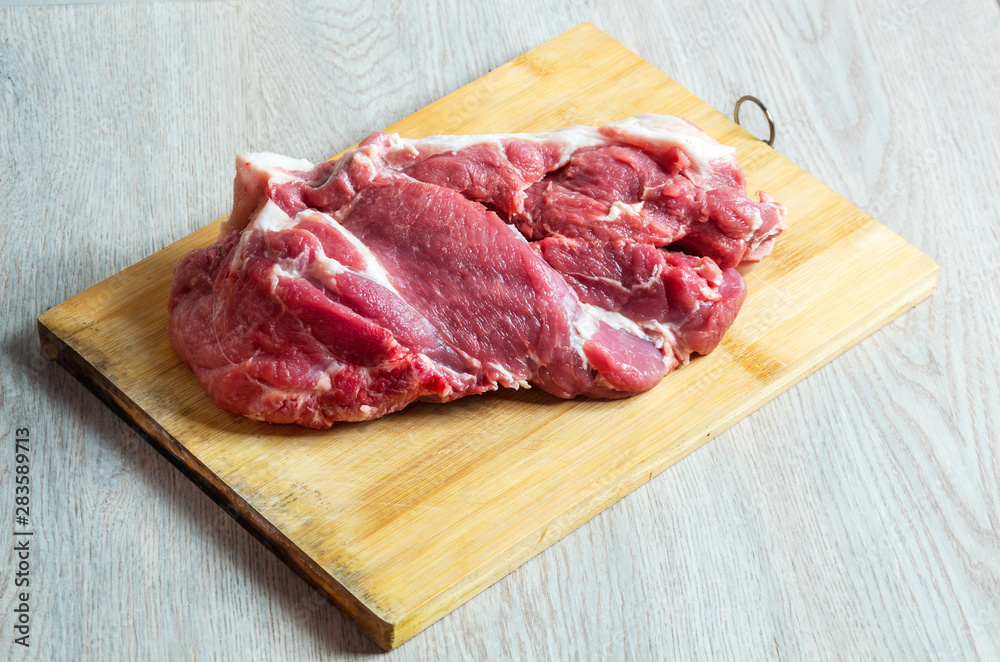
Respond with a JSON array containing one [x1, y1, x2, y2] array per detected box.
[[168, 115, 786, 428]]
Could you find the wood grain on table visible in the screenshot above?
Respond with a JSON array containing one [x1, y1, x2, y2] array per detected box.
[[3, 1, 999, 660]]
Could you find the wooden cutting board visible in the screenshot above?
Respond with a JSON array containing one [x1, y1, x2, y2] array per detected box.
[[37, 23, 938, 649]]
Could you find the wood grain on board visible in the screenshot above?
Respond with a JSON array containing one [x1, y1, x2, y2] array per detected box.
[[36, 24, 938, 649]]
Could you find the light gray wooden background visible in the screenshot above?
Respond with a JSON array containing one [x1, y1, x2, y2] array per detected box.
[[2, 0, 999, 659]]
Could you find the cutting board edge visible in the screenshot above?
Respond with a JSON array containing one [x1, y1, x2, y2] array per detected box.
[[35, 318, 401, 651]]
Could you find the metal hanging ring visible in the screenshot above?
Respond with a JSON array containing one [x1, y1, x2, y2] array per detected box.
[[734, 95, 775, 147]]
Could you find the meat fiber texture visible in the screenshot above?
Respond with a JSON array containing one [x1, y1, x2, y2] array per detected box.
[[168, 114, 787, 428]]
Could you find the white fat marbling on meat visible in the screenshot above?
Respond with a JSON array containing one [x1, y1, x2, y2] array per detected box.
[[603, 200, 644, 223], [386, 126, 607, 167], [602, 114, 735, 176], [228, 200, 294, 271], [248, 152, 316, 178], [295, 209, 404, 298], [249, 199, 298, 233], [569, 301, 676, 369], [246, 201, 405, 300]]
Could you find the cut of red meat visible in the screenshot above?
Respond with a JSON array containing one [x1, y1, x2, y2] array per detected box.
[[168, 114, 787, 428]]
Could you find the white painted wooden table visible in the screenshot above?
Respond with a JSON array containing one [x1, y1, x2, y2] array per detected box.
[[2, 1, 999, 659]]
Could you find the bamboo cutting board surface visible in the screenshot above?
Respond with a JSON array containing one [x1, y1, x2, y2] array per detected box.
[[37, 23, 938, 649]]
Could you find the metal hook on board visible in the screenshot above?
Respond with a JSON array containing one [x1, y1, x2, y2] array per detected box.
[[734, 95, 775, 147]]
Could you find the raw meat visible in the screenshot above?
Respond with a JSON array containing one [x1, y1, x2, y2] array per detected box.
[[168, 114, 786, 428]]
